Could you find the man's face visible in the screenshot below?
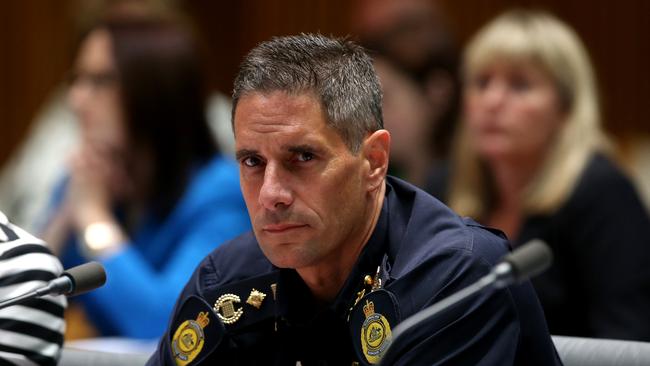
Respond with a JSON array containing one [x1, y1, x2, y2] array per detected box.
[[234, 91, 372, 271]]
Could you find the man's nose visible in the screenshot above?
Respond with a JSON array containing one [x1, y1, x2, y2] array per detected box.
[[258, 163, 293, 211]]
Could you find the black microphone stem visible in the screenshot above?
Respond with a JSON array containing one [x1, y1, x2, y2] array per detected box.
[[389, 263, 510, 348], [0, 276, 72, 310], [0, 291, 41, 310], [380, 240, 551, 365], [0, 261, 106, 310]]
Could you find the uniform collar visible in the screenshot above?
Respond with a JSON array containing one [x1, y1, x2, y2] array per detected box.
[[329, 181, 392, 319], [275, 181, 392, 324]]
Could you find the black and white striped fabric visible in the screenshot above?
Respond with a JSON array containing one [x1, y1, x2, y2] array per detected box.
[[0, 211, 66, 366]]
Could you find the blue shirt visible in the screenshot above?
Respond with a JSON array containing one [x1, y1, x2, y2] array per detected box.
[[59, 155, 251, 339]]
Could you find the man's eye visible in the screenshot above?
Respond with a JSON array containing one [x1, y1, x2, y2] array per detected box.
[[242, 156, 262, 167], [296, 152, 314, 162]]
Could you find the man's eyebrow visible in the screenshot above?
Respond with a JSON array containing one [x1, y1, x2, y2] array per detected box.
[[285, 144, 320, 154], [235, 149, 257, 160]]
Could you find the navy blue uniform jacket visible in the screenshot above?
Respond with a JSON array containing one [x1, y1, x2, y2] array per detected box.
[[147, 176, 561, 365]]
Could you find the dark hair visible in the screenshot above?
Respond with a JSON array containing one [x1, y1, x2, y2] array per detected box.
[[232, 33, 383, 153], [414, 47, 461, 160], [97, 14, 216, 218], [371, 32, 461, 161], [356, 0, 461, 161]]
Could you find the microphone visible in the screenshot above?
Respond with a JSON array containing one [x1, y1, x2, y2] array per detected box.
[[0, 262, 107, 310], [489, 239, 553, 289], [380, 239, 552, 365]]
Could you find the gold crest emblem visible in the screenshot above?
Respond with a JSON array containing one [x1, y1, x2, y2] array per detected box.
[[246, 288, 266, 309], [171, 311, 210, 366], [213, 293, 243, 324], [360, 300, 392, 364]]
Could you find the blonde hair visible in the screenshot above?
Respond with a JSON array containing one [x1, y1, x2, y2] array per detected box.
[[449, 9, 610, 218]]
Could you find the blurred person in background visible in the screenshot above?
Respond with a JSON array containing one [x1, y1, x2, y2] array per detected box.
[[354, 0, 461, 189], [0, 89, 78, 233], [374, 56, 435, 186], [41, 9, 250, 340], [0, 1, 236, 235], [0, 211, 66, 365], [434, 9, 650, 340]]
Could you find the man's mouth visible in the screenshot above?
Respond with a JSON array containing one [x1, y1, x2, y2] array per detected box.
[[262, 223, 308, 233]]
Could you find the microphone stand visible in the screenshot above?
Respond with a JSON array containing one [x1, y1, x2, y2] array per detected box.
[[380, 239, 552, 365], [0, 261, 106, 310], [0, 276, 73, 310], [382, 262, 513, 363]]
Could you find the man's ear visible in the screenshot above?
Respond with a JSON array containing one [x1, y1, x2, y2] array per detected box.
[[362, 129, 390, 191]]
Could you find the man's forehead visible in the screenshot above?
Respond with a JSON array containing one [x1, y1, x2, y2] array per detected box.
[[234, 91, 330, 129], [232, 90, 353, 154], [234, 119, 349, 160], [235, 91, 321, 128], [235, 90, 321, 115]]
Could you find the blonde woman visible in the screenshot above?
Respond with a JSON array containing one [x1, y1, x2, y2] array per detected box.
[[437, 10, 650, 340]]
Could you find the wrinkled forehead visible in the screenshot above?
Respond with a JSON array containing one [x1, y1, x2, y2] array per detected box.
[[232, 89, 330, 133], [233, 90, 330, 135]]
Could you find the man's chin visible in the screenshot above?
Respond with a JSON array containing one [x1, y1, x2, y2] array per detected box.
[[267, 257, 312, 270], [259, 246, 314, 270]]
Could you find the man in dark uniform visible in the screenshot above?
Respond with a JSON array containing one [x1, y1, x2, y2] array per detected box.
[[147, 34, 561, 365]]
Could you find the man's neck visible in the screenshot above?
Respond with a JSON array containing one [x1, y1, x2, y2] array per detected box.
[[297, 182, 386, 301]]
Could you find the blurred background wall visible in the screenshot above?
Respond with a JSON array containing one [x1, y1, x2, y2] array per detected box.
[[1, 0, 648, 167]]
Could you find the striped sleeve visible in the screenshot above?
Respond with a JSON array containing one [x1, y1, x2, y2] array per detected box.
[[0, 211, 66, 366]]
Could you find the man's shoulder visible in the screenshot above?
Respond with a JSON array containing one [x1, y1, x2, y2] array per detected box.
[[386, 176, 510, 275], [460, 218, 510, 264], [393, 218, 509, 284], [169, 231, 277, 353]]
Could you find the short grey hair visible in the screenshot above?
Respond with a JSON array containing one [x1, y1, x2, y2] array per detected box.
[[232, 33, 383, 153]]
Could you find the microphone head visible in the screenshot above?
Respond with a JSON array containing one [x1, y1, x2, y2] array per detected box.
[[62, 262, 107, 296], [504, 239, 553, 283]]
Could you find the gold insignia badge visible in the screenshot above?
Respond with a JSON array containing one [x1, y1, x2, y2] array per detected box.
[[213, 293, 243, 324], [246, 288, 266, 309], [360, 300, 392, 364], [171, 311, 210, 366]]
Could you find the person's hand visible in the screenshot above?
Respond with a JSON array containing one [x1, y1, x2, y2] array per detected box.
[[42, 141, 129, 256], [66, 143, 118, 229], [67, 141, 130, 257]]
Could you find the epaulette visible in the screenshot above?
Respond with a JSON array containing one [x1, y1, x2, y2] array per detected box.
[[168, 271, 280, 365], [463, 217, 507, 240], [349, 289, 401, 365], [204, 271, 280, 333], [169, 295, 224, 366]]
